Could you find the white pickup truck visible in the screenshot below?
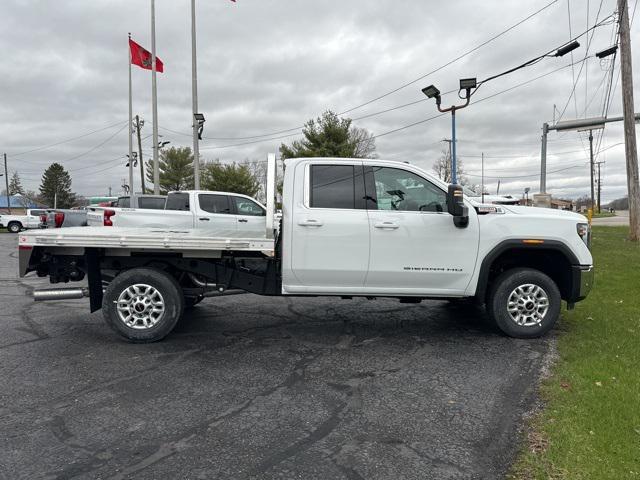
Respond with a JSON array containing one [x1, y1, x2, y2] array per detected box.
[[18, 155, 593, 342], [87, 191, 267, 233], [0, 209, 47, 233]]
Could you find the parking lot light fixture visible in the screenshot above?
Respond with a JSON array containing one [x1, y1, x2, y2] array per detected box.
[[422, 78, 476, 184]]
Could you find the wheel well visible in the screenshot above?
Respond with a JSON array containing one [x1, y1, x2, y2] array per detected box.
[[483, 248, 573, 301]]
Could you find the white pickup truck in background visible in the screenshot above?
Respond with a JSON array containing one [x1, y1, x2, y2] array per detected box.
[[0, 209, 47, 233], [18, 154, 594, 343], [87, 190, 267, 233]]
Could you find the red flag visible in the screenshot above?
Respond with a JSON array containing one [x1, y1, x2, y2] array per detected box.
[[129, 38, 164, 73]]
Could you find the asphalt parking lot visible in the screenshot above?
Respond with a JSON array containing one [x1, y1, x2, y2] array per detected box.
[[0, 232, 550, 480]]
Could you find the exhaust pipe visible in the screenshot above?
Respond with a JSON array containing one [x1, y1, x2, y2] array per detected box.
[[33, 287, 89, 301]]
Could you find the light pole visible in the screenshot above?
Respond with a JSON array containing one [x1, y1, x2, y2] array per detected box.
[[194, 112, 205, 188], [422, 78, 477, 185]]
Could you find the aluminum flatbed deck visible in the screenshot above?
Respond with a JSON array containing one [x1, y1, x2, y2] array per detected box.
[[18, 226, 275, 252]]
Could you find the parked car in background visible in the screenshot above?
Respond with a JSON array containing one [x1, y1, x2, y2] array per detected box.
[[0, 209, 47, 233], [87, 191, 266, 233]]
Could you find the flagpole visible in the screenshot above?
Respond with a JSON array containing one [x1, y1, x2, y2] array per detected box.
[[151, 0, 160, 195], [128, 33, 134, 198], [191, 0, 200, 190]]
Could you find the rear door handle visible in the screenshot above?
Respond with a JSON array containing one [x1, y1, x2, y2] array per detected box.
[[374, 221, 399, 229], [238, 219, 248, 223], [199, 217, 210, 221], [298, 219, 323, 227]]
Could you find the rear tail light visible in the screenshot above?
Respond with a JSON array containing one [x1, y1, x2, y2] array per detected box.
[[54, 212, 65, 228], [40, 214, 47, 225], [103, 209, 116, 226]]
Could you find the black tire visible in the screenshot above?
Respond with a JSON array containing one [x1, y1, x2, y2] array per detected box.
[[7, 222, 21, 233], [487, 268, 561, 339], [102, 267, 184, 343]]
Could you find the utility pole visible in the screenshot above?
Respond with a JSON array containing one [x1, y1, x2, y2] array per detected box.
[[135, 115, 146, 193], [589, 130, 595, 211], [596, 161, 605, 213], [3, 153, 11, 214], [618, 0, 640, 240]]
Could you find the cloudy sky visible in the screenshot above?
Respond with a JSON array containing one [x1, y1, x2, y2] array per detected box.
[[1, 0, 638, 202]]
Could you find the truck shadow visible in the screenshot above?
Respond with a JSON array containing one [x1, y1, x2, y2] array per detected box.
[[173, 296, 502, 343]]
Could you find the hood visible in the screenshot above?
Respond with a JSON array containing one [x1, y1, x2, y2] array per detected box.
[[500, 205, 587, 221]]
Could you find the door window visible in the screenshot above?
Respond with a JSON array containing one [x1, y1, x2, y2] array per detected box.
[[310, 164, 365, 209], [165, 193, 190, 211], [199, 194, 231, 214], [138, 197, 166, 210], [371, 167, 446, 212], [232, 197, 265, 216]]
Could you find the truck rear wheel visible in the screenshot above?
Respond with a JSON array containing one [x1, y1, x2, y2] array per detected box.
[[7, 222, 21, 233], [102, 267, 184, 343], [487, 268, 561, 338]]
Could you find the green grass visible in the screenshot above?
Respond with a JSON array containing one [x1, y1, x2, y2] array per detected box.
[[592, 212, 616, 218], [511, 226, 640, 479]]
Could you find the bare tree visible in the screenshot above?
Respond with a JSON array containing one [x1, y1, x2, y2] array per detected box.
[[432, 149, 466, 184], [350, 126, 377, 159]]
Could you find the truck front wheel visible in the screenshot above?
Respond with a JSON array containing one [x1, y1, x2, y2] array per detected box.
[[7, 222, 22, 233], [487, 268, 561, 338], [102, 267, 184, 342]]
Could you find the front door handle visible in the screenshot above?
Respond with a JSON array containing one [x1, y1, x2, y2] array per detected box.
[[298, 219, 323, 227], [374, 221, 399, 229], [238, 218, 248, 223], [199, 217, 210, 221]]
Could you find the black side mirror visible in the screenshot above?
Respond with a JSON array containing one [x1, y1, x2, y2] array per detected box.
[[447, 184, 469, 228]]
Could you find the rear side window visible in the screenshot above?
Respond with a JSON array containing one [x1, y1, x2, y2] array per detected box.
[[138, 197, 166, 210], [199, 194, 232, 214], [311, 165, 364, 209], [117, 197, 130, 208], [165, 193, 190, 211]]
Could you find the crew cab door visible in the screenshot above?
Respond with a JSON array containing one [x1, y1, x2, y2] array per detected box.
[[285, 161, 370, 291], [364, 165, 479, 295], [194, 193, 237, 231], [231, 195, 267, 234]]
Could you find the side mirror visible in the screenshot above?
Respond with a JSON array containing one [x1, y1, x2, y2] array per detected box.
[[447, 184, 469, 228]]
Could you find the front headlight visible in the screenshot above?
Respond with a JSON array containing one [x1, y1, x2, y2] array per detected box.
[[577, 222, 591, 249]]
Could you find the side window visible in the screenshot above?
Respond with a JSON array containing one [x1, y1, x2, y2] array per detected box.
[[165, 193, 190, 211], [232, 197, 265, 216], [371, 167, 447, 212], [118, 197, 130, 208], [199, 194, 231, 214], [310, 165, 358, 209], [138, 197, 166, 210]]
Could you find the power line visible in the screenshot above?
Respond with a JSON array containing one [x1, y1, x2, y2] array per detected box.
[[7, 121, 126, 158]]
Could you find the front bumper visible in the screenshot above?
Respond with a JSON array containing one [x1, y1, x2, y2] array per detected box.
[[568, 265, 594, 302]]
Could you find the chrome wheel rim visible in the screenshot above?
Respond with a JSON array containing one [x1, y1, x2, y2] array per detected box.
[[114, 283, 165, 329], [507, 283, 549, 327]]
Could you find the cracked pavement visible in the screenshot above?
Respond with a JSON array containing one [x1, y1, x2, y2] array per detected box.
[[0, 233, 549, 479]]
